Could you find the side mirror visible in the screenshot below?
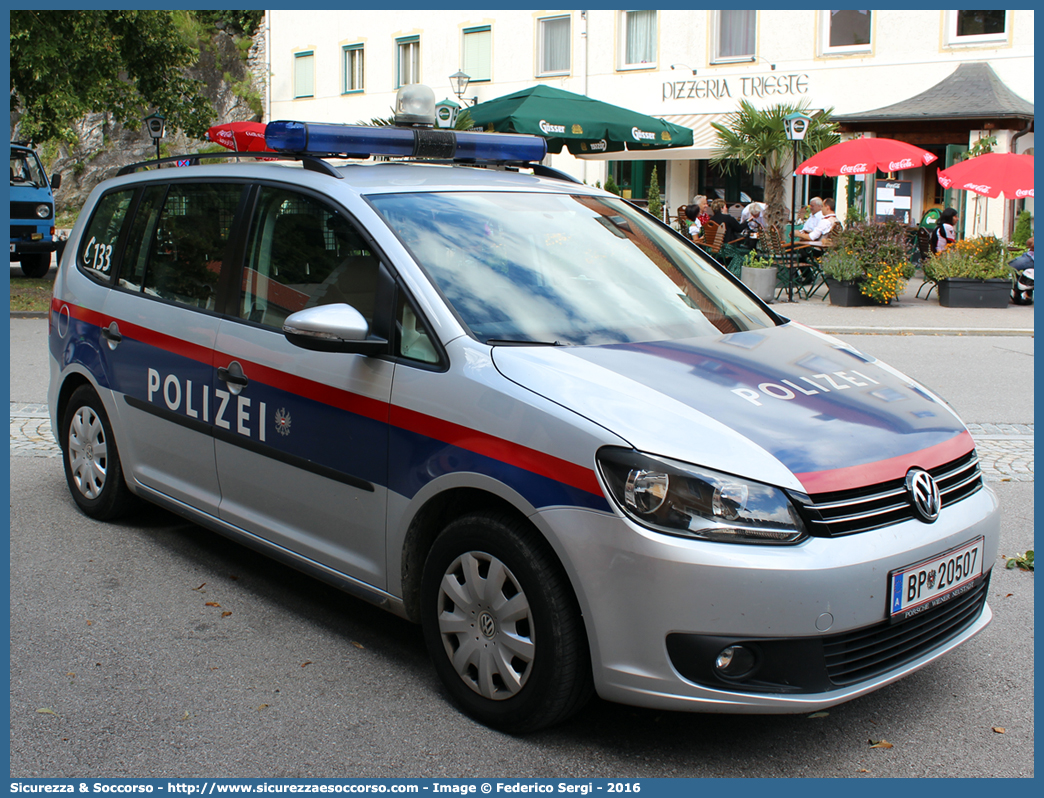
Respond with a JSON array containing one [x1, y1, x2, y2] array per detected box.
[[50, 173, 61, 191], [282, 303, 388, 355]]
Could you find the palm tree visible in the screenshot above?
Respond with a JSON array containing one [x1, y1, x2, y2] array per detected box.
[[711, 100, 839, 229]]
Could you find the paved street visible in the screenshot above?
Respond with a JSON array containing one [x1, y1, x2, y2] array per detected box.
[[9, 313, 1034, 778]]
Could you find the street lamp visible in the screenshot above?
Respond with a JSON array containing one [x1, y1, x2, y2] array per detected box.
[[144, 112, 166, 163], [783, 111, 812, 302], [449, 70, 475, 105]]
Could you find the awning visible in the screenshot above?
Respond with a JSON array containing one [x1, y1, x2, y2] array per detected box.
[[468, 85, 694, 155], [573, 113, 727, 160]]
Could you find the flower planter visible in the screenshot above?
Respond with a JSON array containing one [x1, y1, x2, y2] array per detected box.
[[825, 278, 880, 307], [741, 265, 777, 302], [937, 278, 1011, 308]]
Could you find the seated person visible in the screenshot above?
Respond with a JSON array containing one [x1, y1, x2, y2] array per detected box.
[[930, 207, 959, 254], [796, 197, 823, 240], [1009, 237, 1033, 272], [708, 198, 746, 243], [685, 204, 703, 239], [795, 198, 838, 246]]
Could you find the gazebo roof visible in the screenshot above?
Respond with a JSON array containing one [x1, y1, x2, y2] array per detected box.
[[833, 62, 1033, 124]]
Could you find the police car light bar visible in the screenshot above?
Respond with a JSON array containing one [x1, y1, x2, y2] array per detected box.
[[265, 120, 547, 163]]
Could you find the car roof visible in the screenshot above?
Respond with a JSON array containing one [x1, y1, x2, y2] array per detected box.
[[96, 157, 603, 203]]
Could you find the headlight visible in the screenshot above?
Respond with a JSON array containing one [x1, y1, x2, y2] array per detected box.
[[35, 204, 51, 219], [597, 447, 807, 544]]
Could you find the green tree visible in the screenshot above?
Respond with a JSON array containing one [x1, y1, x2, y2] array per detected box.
[[647, 165, 662, 220], [11, 10, 216, 143], [711, 100, 839, 229]]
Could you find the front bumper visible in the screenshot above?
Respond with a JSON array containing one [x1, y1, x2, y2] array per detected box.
[[11, 239, 58, 255], [539, 485, 1000, 713]]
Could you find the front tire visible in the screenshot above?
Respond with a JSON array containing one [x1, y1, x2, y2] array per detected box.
[[19, 252, 51, 278], [61, 386, 136, 520], [420, 511, 592, 733]]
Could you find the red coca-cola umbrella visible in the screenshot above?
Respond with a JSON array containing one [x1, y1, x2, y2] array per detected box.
[[796, 137, 938, 176], [937, 152, 1034, 199], [207, 121, 274, 152]]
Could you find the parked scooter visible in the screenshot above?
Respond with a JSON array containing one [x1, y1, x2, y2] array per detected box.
[[1009, 237, 1034, 305]]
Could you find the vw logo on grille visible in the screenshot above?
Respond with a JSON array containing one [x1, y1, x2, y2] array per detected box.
[[478, 611, 497, 639], [906, 469, 941, 522]]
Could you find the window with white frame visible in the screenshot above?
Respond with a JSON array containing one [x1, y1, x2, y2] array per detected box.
[[820, 9, 872, 53], [397, 36, 420, 87], [538, 15, 570, 76], [294, 51, 314, 98], [712, 10, 756, 63], [944, 9, 1008, 46], [343, 44, 364, 93], [619, 10, 656, 68], [462, 27, 491, 82]]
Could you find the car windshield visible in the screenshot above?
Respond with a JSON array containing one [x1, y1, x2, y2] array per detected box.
[[10, 151, 47, 187], [369, 191, 776, 346]]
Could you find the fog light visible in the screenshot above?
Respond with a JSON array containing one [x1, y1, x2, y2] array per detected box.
[[714, 645, 756, 679]]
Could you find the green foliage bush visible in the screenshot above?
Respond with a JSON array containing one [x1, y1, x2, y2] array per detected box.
[[1012, 210, 1033, 247], [820, 220, 914, 302], [924, 236, 1013, 280]]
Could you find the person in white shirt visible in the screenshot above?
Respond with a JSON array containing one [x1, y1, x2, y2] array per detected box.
[[740, 202, 767, 231], [797, 198, 838, 244], [799, 197, 823, 235]]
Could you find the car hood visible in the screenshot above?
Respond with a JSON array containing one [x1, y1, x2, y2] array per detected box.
[[491, 322, 973, 495]]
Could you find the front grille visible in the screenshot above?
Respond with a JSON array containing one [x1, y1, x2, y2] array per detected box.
[[10, 201, 52, 221], [801, 450, 983, 537], [10, 225, 45, 241], [823, 571, 990, 686]]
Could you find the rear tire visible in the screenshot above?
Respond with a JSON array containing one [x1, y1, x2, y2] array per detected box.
[[19, 252, 51, 278], [61, 386, 136, 520], [420, 511, 592, 733]]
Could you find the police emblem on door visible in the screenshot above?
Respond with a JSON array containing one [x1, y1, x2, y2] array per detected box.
[[274, 408, 292, 437]]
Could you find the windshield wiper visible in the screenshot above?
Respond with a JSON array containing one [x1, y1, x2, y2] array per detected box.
[[485, 338, 567, 347]]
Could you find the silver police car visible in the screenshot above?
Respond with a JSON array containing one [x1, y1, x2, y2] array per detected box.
[[49, 88, 999, 732]]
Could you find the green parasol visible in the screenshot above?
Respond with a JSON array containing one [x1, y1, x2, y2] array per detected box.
[[466, 85, 693, 155]]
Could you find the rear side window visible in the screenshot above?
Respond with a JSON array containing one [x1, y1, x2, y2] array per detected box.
[[239, 187, 381, 330], [79, 189, 135, 283], [119, 182, 243, 310]]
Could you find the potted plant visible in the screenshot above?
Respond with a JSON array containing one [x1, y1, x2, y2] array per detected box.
[[740, 247, 777, 302], [925, 235, 1013, 308], [820, 220, 913, 306]]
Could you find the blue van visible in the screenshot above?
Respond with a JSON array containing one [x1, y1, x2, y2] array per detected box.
[[10, 143, 62, 278]]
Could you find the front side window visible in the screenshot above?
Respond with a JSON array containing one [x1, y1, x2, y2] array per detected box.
[[538, 16, 570, 75], [294, 51, 314, 98], [343, 45, 364, 93], [240, 187, 380, 331], [397, 37, 420, 87], [945, 9, 1008, 45], [370, 191, 774, 345], [821, 9, 872, 53], [713, 10, 756, 62], [462, 27, 491, 82], [620, 10, 656, 68]]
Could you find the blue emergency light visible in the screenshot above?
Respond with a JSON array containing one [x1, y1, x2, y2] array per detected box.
[[265, 120, 547, 163]]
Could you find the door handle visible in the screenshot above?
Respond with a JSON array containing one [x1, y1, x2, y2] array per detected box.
[[217, 361, 249, 395], [101, 321, 122, 349], [217, 365, 249, 387]]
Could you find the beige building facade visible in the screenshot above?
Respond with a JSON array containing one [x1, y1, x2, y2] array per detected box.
[[264, 9, 1033, 237]]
